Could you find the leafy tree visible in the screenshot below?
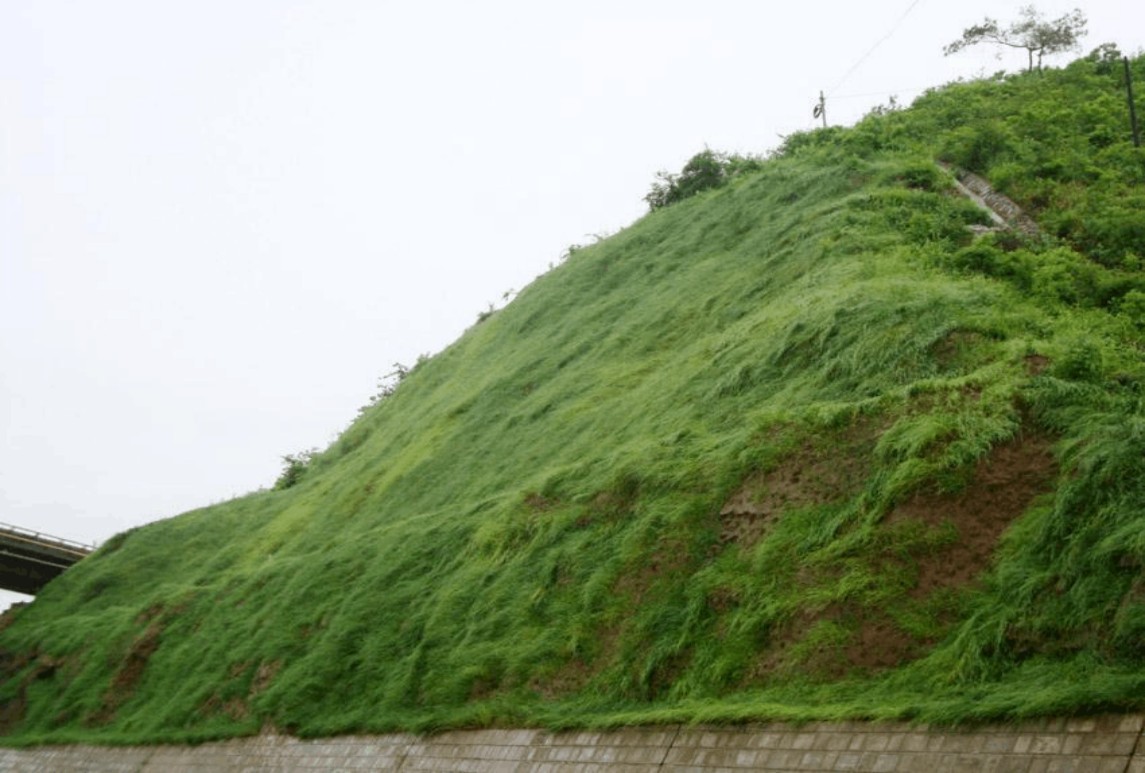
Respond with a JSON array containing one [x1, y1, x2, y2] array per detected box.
[[944, 5, 1087, 73], [1085, 42, 1123, 76]]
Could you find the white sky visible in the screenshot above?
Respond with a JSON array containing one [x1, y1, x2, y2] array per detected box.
[[3, 1, 1143, 607]]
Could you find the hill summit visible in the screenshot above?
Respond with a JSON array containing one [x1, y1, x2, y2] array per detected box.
[[3, 51, 1145, 744]]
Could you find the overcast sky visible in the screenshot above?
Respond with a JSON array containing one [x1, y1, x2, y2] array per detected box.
[[3, 1, 1144, 607]]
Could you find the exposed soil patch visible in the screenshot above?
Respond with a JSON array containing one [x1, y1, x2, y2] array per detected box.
[[0, 603, 28, 635], [718, 419, 880, 551], [749, 608, 829, 682], [200, 659, 283, 721], [540, 530, 698, 701], [523, 493, 557, 512], [1025, 353, 1051, 375], [528, 626, 621, 700], [749, 427, 1058, 683], [613, 533, 692, 608], [528, 657, 592, 701], [749, 603, 926, 683], [251, 660, 281, 696], [931, 330, 994, 373], [887, 430, 1058, 599], [842, 608, 925, 671], [88, 619, 163, 726], [0, 679, 30, 733], [0, 649, 66, 734]]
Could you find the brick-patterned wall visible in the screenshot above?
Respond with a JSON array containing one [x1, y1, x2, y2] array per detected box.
[[2, 715, 1142, 771]]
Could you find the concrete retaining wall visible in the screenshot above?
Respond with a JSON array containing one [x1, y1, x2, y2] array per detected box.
[[937, 161, 1043, 238], [2, 715, 1143, 771]]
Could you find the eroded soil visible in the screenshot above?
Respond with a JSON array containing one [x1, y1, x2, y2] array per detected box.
[[749, 422, 1058, 681]]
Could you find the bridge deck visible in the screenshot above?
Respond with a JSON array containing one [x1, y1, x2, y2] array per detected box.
[[0, 522, 95, 595]]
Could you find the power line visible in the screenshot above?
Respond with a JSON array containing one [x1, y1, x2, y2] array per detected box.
[[827, 0, 926, 97], [830, 86, 930, 101]]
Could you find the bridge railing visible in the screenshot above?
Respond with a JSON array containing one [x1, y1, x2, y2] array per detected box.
[[0, 522, 96, 558]]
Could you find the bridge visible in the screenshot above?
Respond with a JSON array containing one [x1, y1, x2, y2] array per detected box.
[[0, 522, 95, 595]]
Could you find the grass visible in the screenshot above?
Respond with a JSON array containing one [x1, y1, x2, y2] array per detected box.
[[2, 53, 1145, 744]]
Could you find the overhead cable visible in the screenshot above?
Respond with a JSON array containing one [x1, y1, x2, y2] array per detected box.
[[827, 0, 926, 97]]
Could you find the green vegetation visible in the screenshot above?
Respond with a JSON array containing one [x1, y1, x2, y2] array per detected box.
[[2, 53, 1145, 744], [643, 149, 766, 210], [273, 449, 319, 491]]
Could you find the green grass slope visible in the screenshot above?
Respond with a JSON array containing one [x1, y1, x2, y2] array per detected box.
[[3, 52, 1145, 744]]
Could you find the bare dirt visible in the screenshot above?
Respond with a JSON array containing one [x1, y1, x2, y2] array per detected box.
[[0, 649, 66, 734], [748, 422, 1059, 682], [527, 637, 613, 701], [200, 659, 282, 721], [886, 429, 1059, 600], [1025, 353, 1051, 375], [89, 620, 162, 725], [718, 418, 881, 552], [931, 330, 992, 374], [543, 410, 1060, 691]]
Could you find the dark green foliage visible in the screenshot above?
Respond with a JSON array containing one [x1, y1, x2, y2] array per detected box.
[[941, 121, 1019, 170], [644, 149, 765, 210], [1085, 43, 1124, 76], [4, 53, 1145, 744], [272, 448, 319, 490], [827, 51, 1145, 265]]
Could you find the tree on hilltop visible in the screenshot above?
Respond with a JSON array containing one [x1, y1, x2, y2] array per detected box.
[[944, 5, 1087, 73]]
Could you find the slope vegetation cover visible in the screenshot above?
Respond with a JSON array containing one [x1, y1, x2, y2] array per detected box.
[[3, 52, 1145, 744]]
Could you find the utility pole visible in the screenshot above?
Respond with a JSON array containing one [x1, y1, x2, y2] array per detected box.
[[813, 91, 827, 128], [1125, 57, 1141, 148]]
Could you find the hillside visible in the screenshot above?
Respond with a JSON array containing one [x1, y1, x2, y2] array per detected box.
[[2, 51, 1145, 744]]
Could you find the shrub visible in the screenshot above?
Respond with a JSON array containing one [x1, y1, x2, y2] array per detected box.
[[773, 127, 847, 159], [940, 121, 1018, 171], [274, 448, 319, 490], [1031, 247, 1100, 304], [1053, 336, 1105, 381], [644, 149, 765, 210], [1083, 42, 1123, 76], [1119, 289, 1145, 328]]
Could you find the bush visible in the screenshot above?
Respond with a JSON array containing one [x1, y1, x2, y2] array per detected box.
[[1119, 289, 1145, 328], [1083, 42, 1123, 76], [1053, 336, 1105, 381], [940, 121, 1018, 171], [773, 127, 847, 159], [644, 149, 764, 210], [274, 448, 319, 490]]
